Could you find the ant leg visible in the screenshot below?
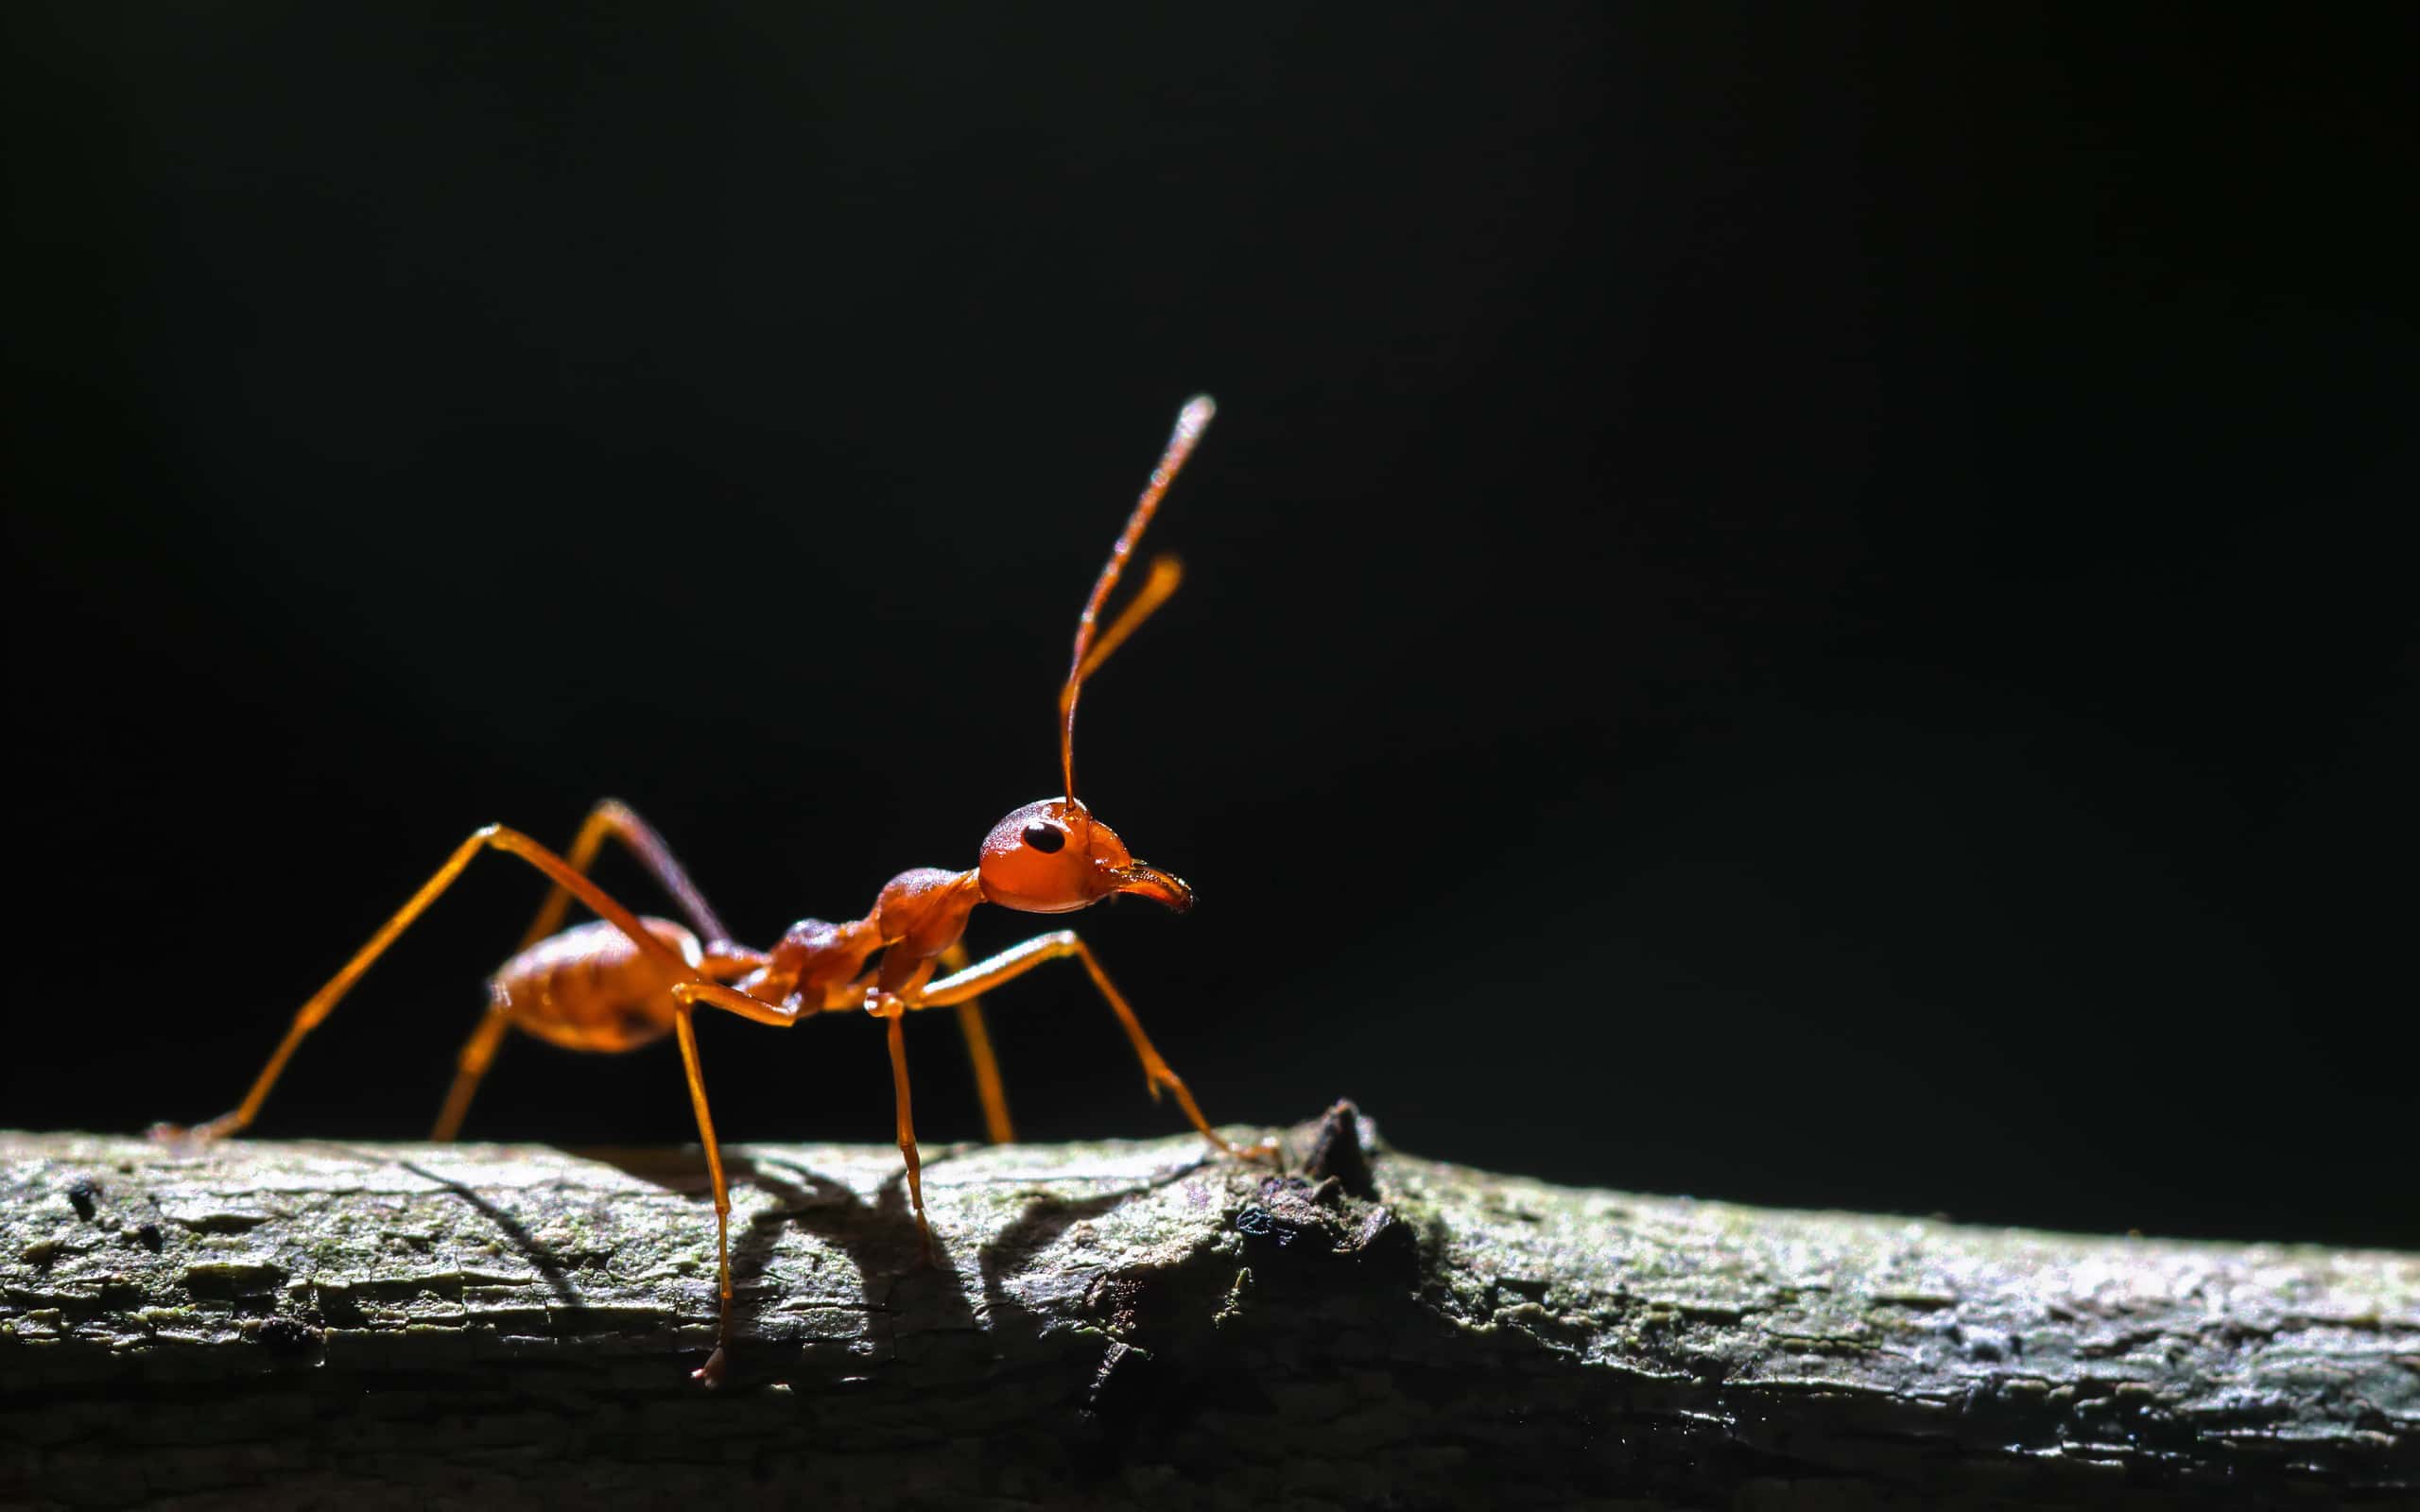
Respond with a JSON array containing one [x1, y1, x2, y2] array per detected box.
[[519, 799, 731, 951], [429, 810, 755, 1145], [652, 978, 815, 1386], [870, 994, 938, 1263], [918, 932, 1276, 1162], [429, 993, 514, 1142], [938, 942, 1015, 1144], [669, 1001, 739, 1386], [668, 979, 801, 1028], [153, 825, 701, 1143]]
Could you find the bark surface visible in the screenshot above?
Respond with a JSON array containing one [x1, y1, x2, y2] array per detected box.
[[3, 1110, 2414, 1509]]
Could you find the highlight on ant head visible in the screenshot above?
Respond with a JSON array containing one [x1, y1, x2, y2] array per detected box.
[[1057, 395, 1215, 810], [977, 798, 1194, 915]]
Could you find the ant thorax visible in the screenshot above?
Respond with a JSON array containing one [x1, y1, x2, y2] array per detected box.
[[874, 868, 987, 968], [736, 865, 985, 1014]]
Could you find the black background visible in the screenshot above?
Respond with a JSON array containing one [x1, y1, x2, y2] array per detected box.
[[6, 7, 2413, 1249]]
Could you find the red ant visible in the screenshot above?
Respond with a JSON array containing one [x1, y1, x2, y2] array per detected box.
[[152, 397, 1274, 1384]]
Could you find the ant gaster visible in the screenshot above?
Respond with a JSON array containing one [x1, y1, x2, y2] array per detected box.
[[152, 397, 1274, 1385]]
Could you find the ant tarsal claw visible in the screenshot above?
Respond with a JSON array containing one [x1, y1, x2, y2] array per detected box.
[[692, 1346, 729, 1389], [147, 1121, 225, 1150]]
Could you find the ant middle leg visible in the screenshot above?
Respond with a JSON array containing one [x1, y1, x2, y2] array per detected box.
[[152, 825, 701, 1143], [936, 941, 1015, 1144], [654, 978, 814, 1385], [918, 931, 1276, 1162], [668, 1000, 742, 1386], [872, 994, 939, 1263]]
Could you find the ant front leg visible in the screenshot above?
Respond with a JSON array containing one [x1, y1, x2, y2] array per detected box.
[[918, 932, 1278, 1163], [152, 825, 700, 1144]]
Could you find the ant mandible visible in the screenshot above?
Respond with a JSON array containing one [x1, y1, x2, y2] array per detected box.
[[152, 396, 1274, 1385]]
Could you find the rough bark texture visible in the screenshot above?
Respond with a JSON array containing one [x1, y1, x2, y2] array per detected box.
[[3, 1109, 2415, 1509]]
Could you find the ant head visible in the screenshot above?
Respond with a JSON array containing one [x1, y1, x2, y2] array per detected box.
[[978, 798, 1193, 914]]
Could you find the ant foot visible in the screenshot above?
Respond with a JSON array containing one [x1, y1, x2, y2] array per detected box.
[[147, 1120, 228, 1150], [692, 1346, 729, 1389], [1202, 1129, 1283, 1167]]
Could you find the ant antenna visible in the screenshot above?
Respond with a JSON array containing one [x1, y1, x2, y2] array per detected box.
[[1078, 555, 1183, 683], [1060, 395, 1216, 812]]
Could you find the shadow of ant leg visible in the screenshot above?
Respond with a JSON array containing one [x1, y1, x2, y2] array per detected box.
[[389, 1155, 583, 1308], [706, 1151, 979, 1388]]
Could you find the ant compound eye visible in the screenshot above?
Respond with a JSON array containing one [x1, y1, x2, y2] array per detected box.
[[1022, 822, 1066, 853]]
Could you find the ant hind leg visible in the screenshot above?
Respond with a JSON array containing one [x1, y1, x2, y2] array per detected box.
[[429, 995, 514, 1143], [521, 799, 732, 951], [151, 825, 699, 1145]]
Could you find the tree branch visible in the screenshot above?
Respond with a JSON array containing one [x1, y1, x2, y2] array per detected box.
[[4, 1108, 2414, 1508]]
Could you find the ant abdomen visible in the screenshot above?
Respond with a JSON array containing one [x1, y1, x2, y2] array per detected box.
[[491, 917, 699, 1053]]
